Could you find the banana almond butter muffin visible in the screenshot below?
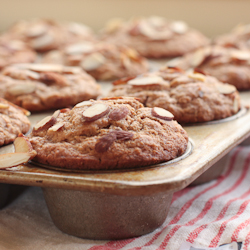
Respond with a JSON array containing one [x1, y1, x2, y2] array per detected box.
[[166, 45, 250, 90], [0, 63, 101, 112], [28, 97, 188, 170], [100, 16, 210, 58], [106, 67, 241, 124], [0, 37, 37, 70], [0, 98, 30, 146], [41, 41, 149, 81], [2, 18, 96, 52]]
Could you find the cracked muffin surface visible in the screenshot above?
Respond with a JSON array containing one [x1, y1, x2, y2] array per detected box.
[[107, 67, 241, 124], [0, 98, 30, 146], [28, 97, 188, 170]]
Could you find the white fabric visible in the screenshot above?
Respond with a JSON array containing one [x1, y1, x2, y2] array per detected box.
[[0, 145, 250, 250]]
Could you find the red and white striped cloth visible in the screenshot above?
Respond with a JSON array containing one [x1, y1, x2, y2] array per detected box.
[[0, 145, 250, 250], [87, 145, 250, 250]]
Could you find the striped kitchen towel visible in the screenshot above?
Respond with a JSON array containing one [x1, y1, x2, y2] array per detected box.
[[87, 145, 250, 250]]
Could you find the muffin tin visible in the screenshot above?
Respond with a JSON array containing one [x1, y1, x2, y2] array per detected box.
[[0, 82, 250, 239]]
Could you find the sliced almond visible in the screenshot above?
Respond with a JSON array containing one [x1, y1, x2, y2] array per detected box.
[[65, 42, 94, 55], [128, 75, 165, 86], [14, 135, 33, 153], [33, 115, 57, 131], [75, 100, 93, 108], [152, 107, 174, 121], [139, 21, 172, 40], [52, 110, 60, 118], [230, 50, 250, 61], [17, 63, 63, 73], [104, 18, 124, 33], [62, 66, 82, 74], [188, 72, 206, 82], [0, 103, 9, 109], [216, 83, 236, 95], [82, 103, 109, 122], [81, 53, 106, 71], [170, 21, 188, 34], [31, 33, 54, 50], [191, 49, 207, 68], [233, 98, 240, 113], [67, 22, 91, 35], [7, 82, 36, 96], [165, 57, 182, 67], [147, 16, 166, 28], [26, 23, 47, 37], [25, 70, 40, 80], [8, 40, 26, 51], [48, 122, 64, 132], [0, 152, 36, 169]]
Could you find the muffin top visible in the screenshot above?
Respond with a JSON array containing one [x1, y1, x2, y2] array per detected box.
[[2, 18, 96, 52], [0, 98, 30, 146], [41, 41, 149, 81], [214, 23, 250, 50], [107, 67, 241, 124], [100, 16, 210, 58], [0, 63, 101, 112], [166, 45, 250, 90], [29, 97, 188, 170], [0, 37, 36, 70]]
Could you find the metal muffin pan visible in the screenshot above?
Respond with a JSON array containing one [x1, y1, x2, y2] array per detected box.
[[0, 87, 250, 239]]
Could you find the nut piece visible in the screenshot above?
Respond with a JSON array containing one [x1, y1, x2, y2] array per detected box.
[[65, 42, 94, 55], [95, 130, 133, 153], [170, 21, 188, 34], [26, 23, 47, 37], [128, 75, 165, 86], [152, 107, 174, 121], [215, 83, 236, 95], [95, 132, 117, 153], [75, 100, 93, 108], [7, 82, 36, 96], [33, 115, 57, 131], [0, 103, 9, 109], [48, 122, 64, 132], [112, 130, 134, 141], [81, 53, 106, 71], [82, 103, 109, 122], [14, 134, 34, 153], [17, 63, 63, 73], [0, 151, 36, 169], [40, 72, 68, 86], [188, 72, 206, 82], [230, 50, 250, 62], [109, 106, 129, 121]]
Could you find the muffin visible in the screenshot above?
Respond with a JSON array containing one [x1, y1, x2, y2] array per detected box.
[[166, 45, 250, 90], [106, 67, 241, 124], [214, 23, 250, 50], [100, 16, 210, 58], [0, 63, 101, 112], [41, 41, 149, 81], [0, 36, 37, 70], [0, 98, 30, 146], [2, 18, 96, 52], [28, 97, 188, 170]]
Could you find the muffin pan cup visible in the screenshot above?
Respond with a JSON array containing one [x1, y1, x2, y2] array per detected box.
[[42, 187, 173, 240], [0, 93, 250, 239]]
